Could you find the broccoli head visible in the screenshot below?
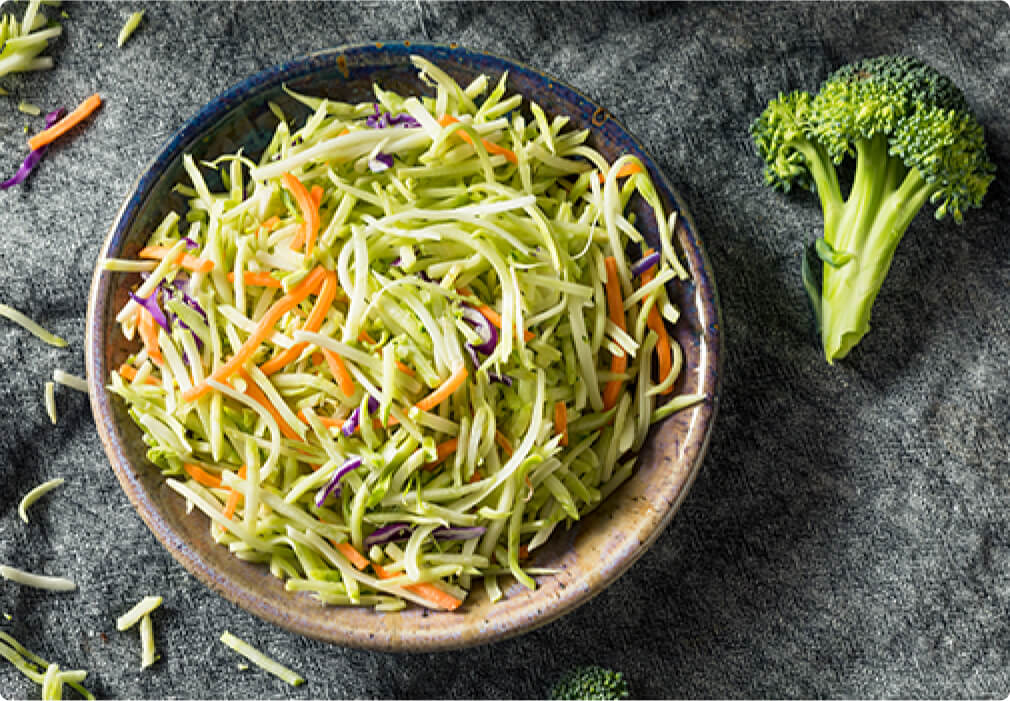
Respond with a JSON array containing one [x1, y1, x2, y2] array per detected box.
[[550, 666, 630, 700], [751, 55, 995, 362]]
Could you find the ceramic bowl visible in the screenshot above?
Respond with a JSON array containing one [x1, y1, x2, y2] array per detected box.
[[85, 42, 722, 651]]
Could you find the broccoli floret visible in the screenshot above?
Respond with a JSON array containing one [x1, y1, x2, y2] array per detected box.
[[751, 55, 995, 362], [550, 666, 630, 700]]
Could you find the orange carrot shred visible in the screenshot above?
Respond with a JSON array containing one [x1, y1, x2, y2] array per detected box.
[[494, 430, 513, 457], [415, 366, 468, 413], [422, 438, 459, 472], [259, 270, 337, 375], [138, 245, 215, 273], [437, 114, 518, 165], [457, 287, 535, 342], [237, 370, 302, 442], [137, 306, 163, 366], [118, 363, 159, 386], [222, 465, 248, 520], [322, 348, 355, 397], [259, 215, 281, 232], [182, 265, 327, 402], [640, 249, 674, 394], [227, 271, 283, 288], [554, 401, 569, 447], [183, 463, 222, 489], [371, 562, 463, 611], [597, 161, 643, 184], [335, 542, 369, 571], [27, 93, 102, 151], [602, 256, 628, 410], [282, 172, 320, 255]]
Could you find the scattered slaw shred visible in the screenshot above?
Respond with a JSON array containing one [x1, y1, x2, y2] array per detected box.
[[219, 631, 304, 687], [0, 631, 94, 701], [106, 56, 705, 611], [117, 595, 163, 669], [17, 477, 64, 523]]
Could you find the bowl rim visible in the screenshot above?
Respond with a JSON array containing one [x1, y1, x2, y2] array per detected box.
[[85, 40, 723, 651]]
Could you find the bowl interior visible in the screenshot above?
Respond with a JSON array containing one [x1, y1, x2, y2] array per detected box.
[[86, 42, 722, 651]]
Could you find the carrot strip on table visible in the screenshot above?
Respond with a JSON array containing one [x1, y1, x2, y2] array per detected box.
[[259, 270, 337, 375], [138, 245, 215, 273], [27, 93, 102, 151], [371, 562, 463, 611], [182, 265, 327, 402], [282, 172, 320, 255], [602, 256, 628, 410], [639, 249, 674, 394], [437, 114, 518, 165], [415, 366, 468, 413]]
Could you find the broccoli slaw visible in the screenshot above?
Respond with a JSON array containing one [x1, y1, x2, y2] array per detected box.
[[106, 56, 702, 611]]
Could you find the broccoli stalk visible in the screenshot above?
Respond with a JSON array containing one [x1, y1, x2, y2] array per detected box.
[[751, 55, 995, 363]]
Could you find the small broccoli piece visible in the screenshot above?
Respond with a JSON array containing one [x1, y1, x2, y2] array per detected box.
[[550, 666, 630, 700], [751, 55, 995, 363]]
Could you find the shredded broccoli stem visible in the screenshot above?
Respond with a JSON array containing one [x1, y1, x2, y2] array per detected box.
[[107, 57, 700, 611]]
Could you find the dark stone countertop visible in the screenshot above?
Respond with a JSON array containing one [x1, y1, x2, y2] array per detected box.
[[0, 2, 1008, 698]]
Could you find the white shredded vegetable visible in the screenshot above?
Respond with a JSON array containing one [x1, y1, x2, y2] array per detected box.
[[219, 631, 304, 686], [0, 565, 75, 592], [17, 477, 64, 523], [0, 303, 67, 347], [0, 631, 94, 701], [44, 380, 57, 424], [52, 369, 88, 393], [116, 9, 144, 48], [116, 595, 162, 631]]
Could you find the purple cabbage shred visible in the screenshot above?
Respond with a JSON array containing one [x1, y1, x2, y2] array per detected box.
[[0, 108, 65, 190], [365, 104, 421, 130], [314, 457, 363, 506], [368, 152, 394, 173]]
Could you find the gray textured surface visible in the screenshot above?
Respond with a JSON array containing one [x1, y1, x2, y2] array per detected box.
[[0, 1, 1008, 698]]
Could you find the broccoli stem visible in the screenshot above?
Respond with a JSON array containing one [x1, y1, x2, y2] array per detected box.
[[794, 140, 844, 229], [820, 164, 937, 362]]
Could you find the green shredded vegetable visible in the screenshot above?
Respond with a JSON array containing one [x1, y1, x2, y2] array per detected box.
[[0, 631, 93, 701], [219, 631, 304, 686], [53, 369, 87, 393], [0, 303, 67, 347], [116, 595, 162, 631], [0, 564, 75, 591], [108, 56, 704, 612], [18, 100, 41, 115], [17, 477, 64, 523], [116, 10, 144, 48], [139, 613, 156, 669], [44, 380, 57, 424], [0, 0, 61, 80]]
